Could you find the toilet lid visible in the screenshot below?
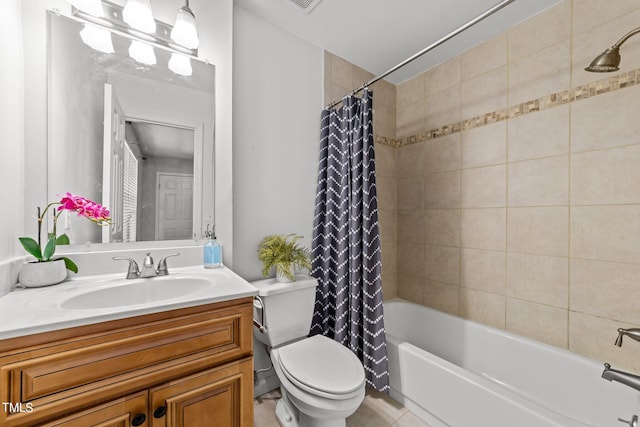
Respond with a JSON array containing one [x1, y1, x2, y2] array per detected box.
[[277, 335, 365, 396]]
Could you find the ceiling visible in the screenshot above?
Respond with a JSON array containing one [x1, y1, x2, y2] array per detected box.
[[234, 0, 562, 85], [128, 122, 194, 160]]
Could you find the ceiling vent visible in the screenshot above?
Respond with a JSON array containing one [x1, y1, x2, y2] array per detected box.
[[287, 0, 324, 14]]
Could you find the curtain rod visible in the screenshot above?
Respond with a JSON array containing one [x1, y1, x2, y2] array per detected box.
[[325, 0, 517, 109]]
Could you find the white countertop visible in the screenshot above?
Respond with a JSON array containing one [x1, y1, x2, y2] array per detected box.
[[0, 265, 258, 340]]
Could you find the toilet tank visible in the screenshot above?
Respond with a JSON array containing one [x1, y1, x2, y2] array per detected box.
[[251, 276, 318, 347]]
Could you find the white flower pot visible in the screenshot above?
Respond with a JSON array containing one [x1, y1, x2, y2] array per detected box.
[[19, 259, 67, 288], [275, 264, 295, 283]]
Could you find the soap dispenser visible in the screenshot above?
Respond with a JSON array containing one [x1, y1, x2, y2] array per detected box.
[[204, 225, 222, 268]]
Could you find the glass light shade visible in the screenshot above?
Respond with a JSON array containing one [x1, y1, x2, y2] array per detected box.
[[168, 53, 193, 76], [70, 0, 104, 17], [123, 0, 156, 33], [128, 41, 156, 65], [171, 7, 199, 49], [79, 25, 114, 53]]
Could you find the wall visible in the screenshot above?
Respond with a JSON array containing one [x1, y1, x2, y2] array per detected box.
[[395, 0, 640, 373], [323, 51, 398, 300], [0, 0, 25, 295], [232, 5, 323, 397], [232, 6, 322, 280]]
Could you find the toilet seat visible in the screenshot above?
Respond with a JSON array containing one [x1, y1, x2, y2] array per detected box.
[[273, 335, 365, 400]]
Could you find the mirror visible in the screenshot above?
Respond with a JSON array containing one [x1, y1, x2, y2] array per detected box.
[[47, 11, 215, 245]]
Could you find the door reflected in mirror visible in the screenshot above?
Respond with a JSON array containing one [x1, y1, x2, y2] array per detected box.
[[103, 114, 195, 243], [47, 11, 215, 245]]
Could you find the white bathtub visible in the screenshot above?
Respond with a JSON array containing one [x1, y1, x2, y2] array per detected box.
[[384, 299, 640, 427]]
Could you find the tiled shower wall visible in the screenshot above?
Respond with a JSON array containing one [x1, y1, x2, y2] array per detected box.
[[325, 0, 640, 373], [395, 0, 640, 373]]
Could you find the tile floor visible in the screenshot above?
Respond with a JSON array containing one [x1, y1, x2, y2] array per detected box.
[[254, 388, 432, 427]]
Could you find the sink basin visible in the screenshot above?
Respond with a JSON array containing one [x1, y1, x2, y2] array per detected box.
[[61, 277, 211, 309]]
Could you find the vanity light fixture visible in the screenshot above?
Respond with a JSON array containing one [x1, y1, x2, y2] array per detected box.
[[171, 0, 199, 49], [129, 40, 156, 65], [79, 24, 114, 53], [70, 0, 199, 76], [168, 53, 192, 76], [122, 0, 156, 33], [68, 0, 104, 17], [70, 1, 198, 57]]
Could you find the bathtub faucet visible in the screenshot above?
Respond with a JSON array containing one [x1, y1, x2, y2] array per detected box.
[[615, 328, 640, 347], [618, 415, 638, 427], [602, 363, 640, 393]]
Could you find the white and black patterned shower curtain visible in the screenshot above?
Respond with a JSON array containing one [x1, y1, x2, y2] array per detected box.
[[310, 89, 389, 392]]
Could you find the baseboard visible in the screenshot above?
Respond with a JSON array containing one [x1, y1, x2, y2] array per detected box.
[[254, 370, 280, 398]]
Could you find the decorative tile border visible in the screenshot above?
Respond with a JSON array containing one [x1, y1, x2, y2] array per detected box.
[[373, 67, 640, 148], [375, 135, 401, 147]]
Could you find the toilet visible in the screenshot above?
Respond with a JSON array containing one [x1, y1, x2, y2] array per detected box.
[[251, 276, 365, 427]]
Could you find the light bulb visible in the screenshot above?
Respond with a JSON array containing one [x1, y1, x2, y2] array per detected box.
[[169, 53, 193, 76], [171, 5, 199, 49], [128, 41, 156, 65], [79, 24, 114, 53], [123, 0, 155, 33]]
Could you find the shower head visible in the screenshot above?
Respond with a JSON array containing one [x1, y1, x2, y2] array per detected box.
[[585, 47, 620, 72], [585, 26, 640, 72]]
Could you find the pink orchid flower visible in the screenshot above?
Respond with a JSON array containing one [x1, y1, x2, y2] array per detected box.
[[58, 192, 111, 225], [19, 193, 111, 273]]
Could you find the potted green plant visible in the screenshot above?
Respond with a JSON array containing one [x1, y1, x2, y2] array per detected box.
[[257, 234, 312, 282], [18, 193, 110, 287]]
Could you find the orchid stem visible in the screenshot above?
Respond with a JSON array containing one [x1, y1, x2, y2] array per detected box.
[[37, 206, 42, 251], [37, 202, 60, 252]]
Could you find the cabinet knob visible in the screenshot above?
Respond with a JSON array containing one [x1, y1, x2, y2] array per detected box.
[[131, 413, 146, 426], [154, 406, 167, 418]]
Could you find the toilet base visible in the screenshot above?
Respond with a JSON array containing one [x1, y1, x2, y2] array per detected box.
[[275, 395, 299, 427], [275, 389, 347, 427]]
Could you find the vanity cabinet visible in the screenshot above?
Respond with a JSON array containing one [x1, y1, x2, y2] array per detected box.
[[40, 391, 149, 427], [0, 298, 254, 426], [149, 359, 251, 427]]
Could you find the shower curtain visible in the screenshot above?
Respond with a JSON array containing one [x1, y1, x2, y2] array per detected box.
[[310, 89, 389, 392]]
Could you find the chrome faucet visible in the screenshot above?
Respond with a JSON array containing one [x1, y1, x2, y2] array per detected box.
[[112, 252, 180, 279], [156, 253, 180, 276], [615, 328, 640, 347], [112, 256, 141, 279], [602, 363, 640, 393], [619, 415, 638, 427], [140, 252, 156, 278]]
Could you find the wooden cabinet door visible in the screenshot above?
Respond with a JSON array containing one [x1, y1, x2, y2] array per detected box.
[[40, 391, 148, 427], [149, 358, 253, 427]]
